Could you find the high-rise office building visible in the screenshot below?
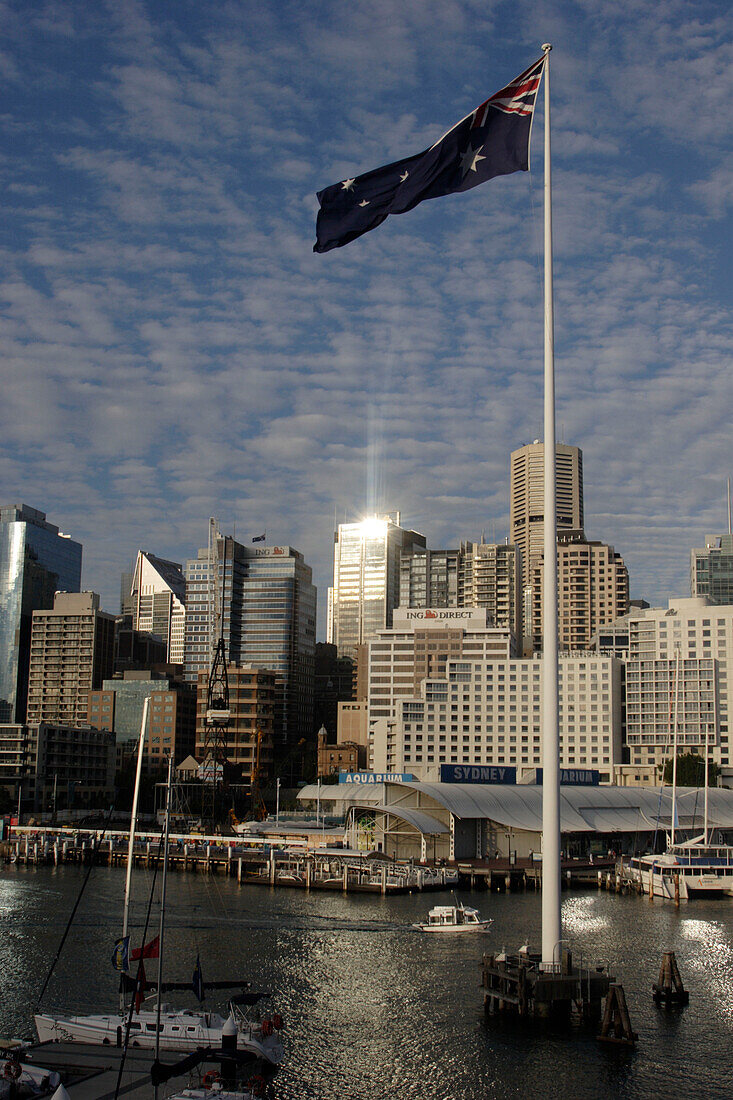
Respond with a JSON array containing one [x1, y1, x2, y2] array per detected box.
[[0, 505, 82, 723], [184, 534, 316, 747], [368, 607, 515, 746], [329, 513, 426, 660], [509, 442, 584, 566], [399, 548, 460, 609], [26, 592, 116, 727], [691, 535, 733, 605], [399, 541, 522, 649], [530, 535, 630, 652], [129, 550, 187, 663], [458, 541, 522, 645]]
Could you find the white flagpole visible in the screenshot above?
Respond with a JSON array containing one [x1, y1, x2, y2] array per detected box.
[[539, 42, 561, 970]]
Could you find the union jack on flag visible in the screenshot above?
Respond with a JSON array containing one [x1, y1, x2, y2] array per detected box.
[[471, 57, 545, 126], [315, 55, 546, 253]]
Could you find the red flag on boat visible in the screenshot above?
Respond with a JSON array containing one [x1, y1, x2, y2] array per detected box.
[[131, 935, 160, 960]]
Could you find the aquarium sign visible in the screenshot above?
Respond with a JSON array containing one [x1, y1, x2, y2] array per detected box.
[[339, 772, 414, 784], [440, 765, 517, 784], [531, 768, 600, 786]]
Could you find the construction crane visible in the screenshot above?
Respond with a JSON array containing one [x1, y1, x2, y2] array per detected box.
[[201, 519, 230, 830], [249, 727, 267, 820]]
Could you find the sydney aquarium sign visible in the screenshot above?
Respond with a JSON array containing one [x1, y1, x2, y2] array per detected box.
[[440, 765, 517, 784], [530, 768, 600, 786], [339, 772, 414, 785]]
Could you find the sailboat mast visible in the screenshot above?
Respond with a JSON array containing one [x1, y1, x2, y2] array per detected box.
[[539, 42, 561, 971], [671, 649, 680, 847], [119, 704, 148, 1012], [154, 754, 174, 1090], [699, 721, 704, 840], [123, 697, 150, 941]]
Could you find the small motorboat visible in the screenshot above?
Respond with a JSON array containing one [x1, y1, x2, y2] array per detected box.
[[412, 902, 492, 933]]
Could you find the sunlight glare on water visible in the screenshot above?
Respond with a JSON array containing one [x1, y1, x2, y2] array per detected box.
[[3, 866, 733, 1098]]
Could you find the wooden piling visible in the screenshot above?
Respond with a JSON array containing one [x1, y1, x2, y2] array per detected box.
[[597, 984, 637, 1045], [653, 951, 689, 1006]]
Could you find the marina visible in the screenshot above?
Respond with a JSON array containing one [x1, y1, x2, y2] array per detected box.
[[2, 828, 460, 895], [3, 864, 733, 1098]]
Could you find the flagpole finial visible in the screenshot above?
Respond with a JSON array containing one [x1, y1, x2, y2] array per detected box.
[[542, 43, 552, 52]]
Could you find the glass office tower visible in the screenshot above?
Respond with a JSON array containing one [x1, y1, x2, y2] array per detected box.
[[0, 505, 82, 722], [184, 534, 316, 747], [691, 535, 733, 605], [329, 513, 426, 661]]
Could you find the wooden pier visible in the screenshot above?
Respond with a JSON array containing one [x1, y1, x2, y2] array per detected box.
[[1, 828, 458, 895], [481, 946, 613, 1023]]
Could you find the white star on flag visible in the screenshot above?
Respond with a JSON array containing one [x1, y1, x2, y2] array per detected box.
[[341, 179, 355, 191], [400, 171, 409, 182], [358, 199, 370, 207], [460, 144, 486, 175]]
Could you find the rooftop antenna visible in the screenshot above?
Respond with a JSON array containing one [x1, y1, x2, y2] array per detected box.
[[728, 477, 731, 536]]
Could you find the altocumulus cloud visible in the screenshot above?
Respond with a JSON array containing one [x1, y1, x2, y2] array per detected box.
[[0, 0, 730, 630]]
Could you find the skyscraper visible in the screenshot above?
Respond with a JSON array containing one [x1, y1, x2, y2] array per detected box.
[[399, 540, 522, 649], [691, 535, 733, 605], [399, 548, 460, 608], [0, 505, 82, 723], [458, 541, 522, 646], [329, 513, 426, 660], [26, 592, 116, 727], [510, 442, 584, 654], [509, 442, 584, 565], [184, 533, 316, 748], [130, 550, 187, 663], [529, 535, 630, 652]]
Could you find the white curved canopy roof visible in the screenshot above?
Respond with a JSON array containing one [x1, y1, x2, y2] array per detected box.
[[379, 782, 733, 835]]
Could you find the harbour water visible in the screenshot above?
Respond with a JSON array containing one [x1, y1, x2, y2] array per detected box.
[[2, 864, 733, 1099]]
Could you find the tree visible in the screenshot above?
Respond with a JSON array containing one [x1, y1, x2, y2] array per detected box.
[[661, 753, 720, 788]]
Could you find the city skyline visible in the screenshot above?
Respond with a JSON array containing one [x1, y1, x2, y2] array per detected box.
[[1, 2, 731, 633]]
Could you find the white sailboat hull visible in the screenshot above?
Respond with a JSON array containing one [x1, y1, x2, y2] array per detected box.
[[34, 1010, 284, 1064]]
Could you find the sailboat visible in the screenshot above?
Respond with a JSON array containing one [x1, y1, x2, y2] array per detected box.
[[34, 704, 285, 1065], [624, 652, 733, 899]]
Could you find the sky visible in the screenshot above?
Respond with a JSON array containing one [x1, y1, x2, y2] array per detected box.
[[2, 0, 731, 635]]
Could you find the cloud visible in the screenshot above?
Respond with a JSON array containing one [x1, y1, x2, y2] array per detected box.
[[0, 0, 730, 632]]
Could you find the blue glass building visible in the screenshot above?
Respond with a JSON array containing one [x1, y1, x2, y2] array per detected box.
[[0, 505, 82, 722], [185, 535, 316, 747]]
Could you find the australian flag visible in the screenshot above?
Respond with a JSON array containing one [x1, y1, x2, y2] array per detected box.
[[252, 533, 266, 543], [314, 56, 545, 253]]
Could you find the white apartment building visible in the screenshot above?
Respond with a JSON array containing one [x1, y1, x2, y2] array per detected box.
[[625, 597, 733, 778], [368, 607, 514, 770], [371, 653, 622, 782], [369, 606, 514, 722]]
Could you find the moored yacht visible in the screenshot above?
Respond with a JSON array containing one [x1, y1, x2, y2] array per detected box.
[[34, 716, 285, 1066], [624, 837, 733, 900], [34, 1000, 285, 1063]]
